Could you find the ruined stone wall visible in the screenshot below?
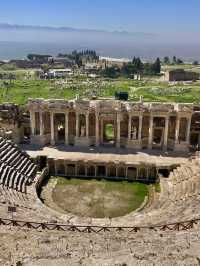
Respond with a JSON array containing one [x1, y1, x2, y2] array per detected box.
[[0, 103, 29, 143], [27, 98, 199, 151], [166, 69, 199, 81]]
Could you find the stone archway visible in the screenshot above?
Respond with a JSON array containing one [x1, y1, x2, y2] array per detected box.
[[190, 113, 200, 150], [55, 113, 65, 143], [101, 120, 116, 146]]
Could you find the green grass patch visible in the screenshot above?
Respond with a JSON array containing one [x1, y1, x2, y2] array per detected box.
[[0, 76, 200, 105], [105, 124, 114, 140], [51, 177, 149, 218]]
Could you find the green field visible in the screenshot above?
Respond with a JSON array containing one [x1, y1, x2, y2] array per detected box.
[[49, 177, 148, 218], [0, 77, 200, 105]]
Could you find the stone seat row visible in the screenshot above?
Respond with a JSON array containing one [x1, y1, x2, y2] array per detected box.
[[0, 186, 33, 209], [0, 137, 38, 193], [0, 137, 37, 179], [155, 158, 200, 219], [0, 184, 60, 222], [0, 162, 28, 192], [126, 155, 200, 227]]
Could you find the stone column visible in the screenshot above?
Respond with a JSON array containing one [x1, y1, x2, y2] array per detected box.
[[30, 110, 36, 135], [125, 167, 128, 179], [116, 113, 121, 148], [85, 165, 88, 177], [146, 168, 149, 180], [175, 115, 180, 143], [138, 114, 143, 141], [163, 115, 169, 150], [50, 112, 55, 145], [76, 112, 79, 138], [148, 114, 153, 149], [186, 116, 192, 143], [86, 113, 89, 138], [65, 163, 68, 176], [136, 168, 139, 179], [75, 164, 78, 176], [116, 166, 119, 177], [54, 161, 57, 175], [39, 112, 44, 136], [100, 119, 104, 145], [128, 114, 132, 140], [95, 165, 97, 177], [105, 165, 108, 177], [65, 112, 69, 145], [95, 113, 100, 146]]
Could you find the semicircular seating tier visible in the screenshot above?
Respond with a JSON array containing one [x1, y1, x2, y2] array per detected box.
[[0, 137, 37, 193]]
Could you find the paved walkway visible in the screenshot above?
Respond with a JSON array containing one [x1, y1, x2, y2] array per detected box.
[[21, 145, 190, 167]]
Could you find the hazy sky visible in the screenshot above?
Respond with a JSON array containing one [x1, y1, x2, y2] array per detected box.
[[0, 0, 199, 33]]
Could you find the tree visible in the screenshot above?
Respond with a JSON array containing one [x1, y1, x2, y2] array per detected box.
[[101, 67, 120, 78], [41, 64, 49, 73], [163, 56, 170, 64], [152, 58, 161, 74], [193, 60, 199, 65], [121, 63, 137, 77], [132, 57, 144, 73], [173, 56, 177, 64], [143, 63, 154, 75], [27, 54, 51, 61], [176, 58, 183, 64]]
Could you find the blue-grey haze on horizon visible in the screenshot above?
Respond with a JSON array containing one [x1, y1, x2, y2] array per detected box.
[[0, 0, 200, 61]]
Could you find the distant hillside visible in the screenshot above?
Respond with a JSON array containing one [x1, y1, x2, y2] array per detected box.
[[0, 23, 155, 37], [0, 23, 200, 61]]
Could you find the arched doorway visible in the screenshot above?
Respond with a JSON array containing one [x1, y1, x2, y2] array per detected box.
[[102, 121, 116, 146]]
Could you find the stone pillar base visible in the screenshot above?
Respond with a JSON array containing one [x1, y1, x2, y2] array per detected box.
[[75, 137, 90, 147], [51, 140, 55, 146], [174, 142, 189, 152], [31, 134, 50, 146], [95, 142, 100, 147], [65, 141, 69, 146], [162, 145, 168, 151], [126, 139, 142, 149], [116, 141, 121, 148]]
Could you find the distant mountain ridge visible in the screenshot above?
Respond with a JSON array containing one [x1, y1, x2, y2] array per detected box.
[[0, 23, 199, 61], [0, 22, 156, 37]]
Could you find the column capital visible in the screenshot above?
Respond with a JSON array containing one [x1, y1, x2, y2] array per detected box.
[[117, 112, 121, 120], [165, 114, 170, 120]]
